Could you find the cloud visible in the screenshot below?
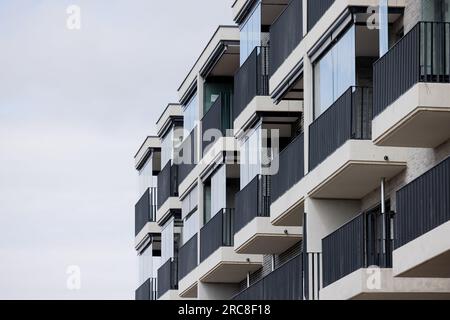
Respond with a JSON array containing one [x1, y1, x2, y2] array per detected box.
[[0, 0, 233, 299]]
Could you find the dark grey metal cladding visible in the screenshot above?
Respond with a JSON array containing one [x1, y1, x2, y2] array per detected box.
[[373, 22, 450, 117], [271, 134, 304, 203], [307, 0, 335, 32], [157, 161, 178, 209], [157, 258, 178, 298], [233, 254, 303, 300], [200, 209, 235, 262], [234, 175, 271, 234], [135, 187, 157, 236], [178, 233, 198, 280], [270, 0, 303, 77], [233, 46, 269, 121], [309, 86, 372, 171], [135, 278, 157, 301], [395, 156, 450, 249]]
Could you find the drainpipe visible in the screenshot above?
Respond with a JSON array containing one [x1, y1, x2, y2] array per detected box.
[[380, 178, 387, 265], [246, 272, 250, 288], [271, 255, 276, 272]]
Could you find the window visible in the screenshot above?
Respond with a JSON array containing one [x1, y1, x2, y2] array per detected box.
[[314, 26, 356, 118], [210, 165, 226, 218], [183, 92, 198, 138], [161, 127, 183, 167], [161, 218, 174, 264], [138, 158, 156, 196], [138, 244, 161, 286], [240, 124, 262, 189], [422, 0, 450, 22], [182, 186, 198, 220], [183, 210, 199, 245], [240, 1, 262, 65]]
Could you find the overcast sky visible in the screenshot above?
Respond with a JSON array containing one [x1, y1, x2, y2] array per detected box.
[[0, 0, 233, 300]]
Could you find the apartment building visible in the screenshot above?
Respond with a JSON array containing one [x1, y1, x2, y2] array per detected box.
[[134, 0, 450, 300]]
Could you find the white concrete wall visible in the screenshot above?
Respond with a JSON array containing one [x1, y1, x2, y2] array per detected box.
[[198, 282, 240, 300]]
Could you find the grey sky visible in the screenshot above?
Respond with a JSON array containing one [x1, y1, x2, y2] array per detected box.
[[0, 0, 233, 299]]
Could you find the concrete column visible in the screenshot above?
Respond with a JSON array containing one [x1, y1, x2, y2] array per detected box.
[[303, 55, 313, 175]]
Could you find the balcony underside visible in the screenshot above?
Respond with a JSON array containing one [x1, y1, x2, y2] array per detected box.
[[134, 222, 161, 249], [394, 220, 450, 278], [178, 268, 198, 299], [373, 83, 450, 148], [271, 189, 305, 227], [308, 140, 407, 199], [320, 268, 450, 300], [198, 247, 263, 283], [234, 217, 302, 254], [156, 197, 181, 225]]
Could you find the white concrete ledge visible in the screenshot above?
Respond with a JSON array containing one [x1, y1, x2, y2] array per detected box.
[[320, 268, 450, 300], [373, 83, 450, 148], [179, 267, 199, 298], [234, 217, 302, 254], [156, 197, 181, 225], [198, 247, 263, 283], [393, 220, 450, 278], [134, 222, 161, 249]]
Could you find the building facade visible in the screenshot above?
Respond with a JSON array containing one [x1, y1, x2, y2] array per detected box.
[[134, 0, 450, 300]]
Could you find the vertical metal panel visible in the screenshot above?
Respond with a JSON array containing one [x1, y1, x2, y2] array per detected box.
[[157, 162, 178, 209], [135, 187, 157, 236], [200, 209, 235, 262], [178, 233, 198, 280], [202, 95, 223, 155], [270, 0, 303, 76], [234, 175, 271, 234], [395, 157, 450, 249], [271, 134, 304, 203], [233, 255, 303, 300], [135, 278, 157, 301], [307, 0, 335, 31], [157, 258, 178, 298], [309, 86, 372, 171], [233, 47, 269, 121]]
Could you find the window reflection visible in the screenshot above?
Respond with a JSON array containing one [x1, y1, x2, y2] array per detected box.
[[183, 92, 198, 138], [314, 26, 356, 118], [240, 1, 262, 65]]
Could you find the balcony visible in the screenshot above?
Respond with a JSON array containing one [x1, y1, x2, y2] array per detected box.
[[307, 86, 407, 199], [307, 0, 335, 32], [201, 94, 233, 156], [197, 208, 263, 283], [373, 22, 450, 148], [320, 206, 450, 300], [135, 278, 157, 301], [269, 0, 303, 77], [156, 161, 180, 225], [232, 254, 303, 300], [270, 134, 305, 226], [234, 175, 301, 254], [135, 187, 158, 238], [157, 258, 178, 300], [234, 46, 269, 122], [178, 234, 198, 298], [393, 157, 450, 278]]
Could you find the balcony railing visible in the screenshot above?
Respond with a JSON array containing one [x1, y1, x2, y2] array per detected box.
[[309, 86, 372, 171], [322, 210, 393, 288], [178, 128, 197, 184], [157, 161, 178, 209], [135, 187, 157, 236], [307, 0, 335, 31], [178, 233, 198, 280], [157, 258, 178, 298], [233, 46, 269, 121], [271, 134, 304, 203], [232, 254, 303, 300], [201, 94, 232, 155], [374, 22, 450, 117], [395, 156, 450, 249], [135, 278, 157, 301], [235, 175, 271, 234], [270, 0, 303, 76], [200, 208, 234, 262]]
